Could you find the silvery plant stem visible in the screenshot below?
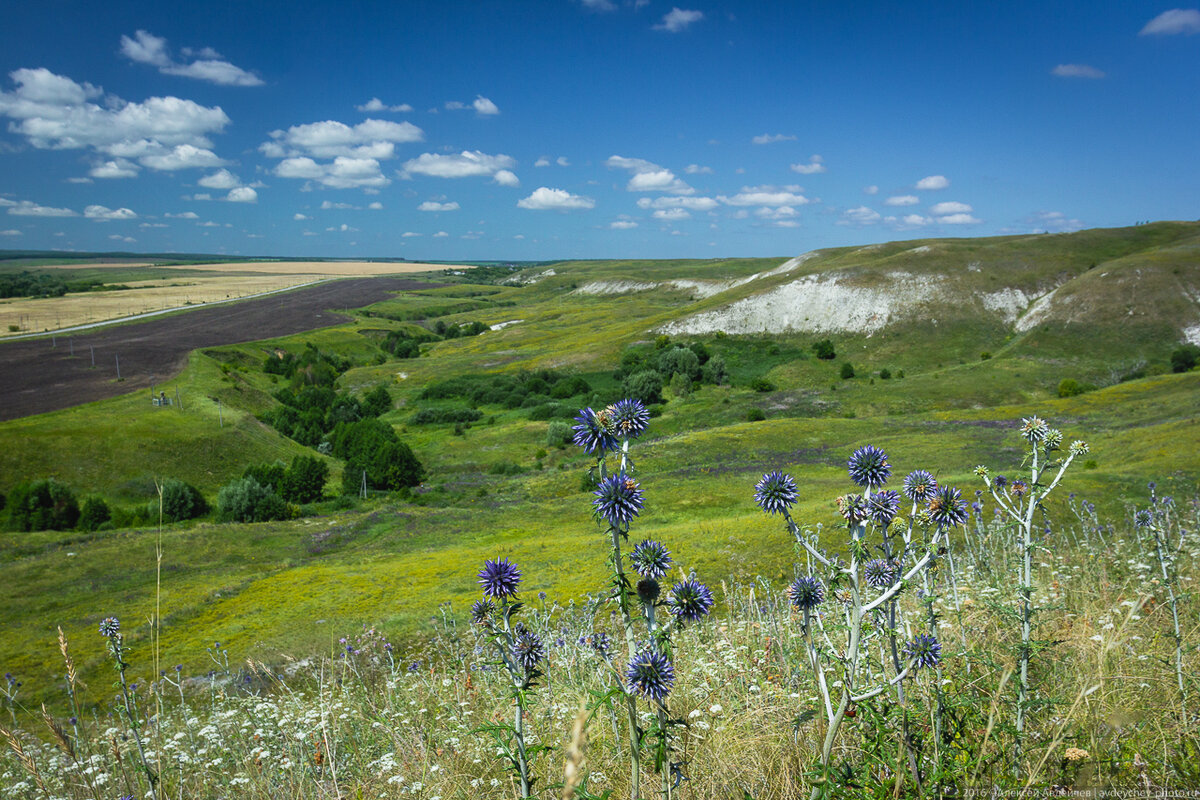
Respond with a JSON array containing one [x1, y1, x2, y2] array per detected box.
[[1151, 524, 1187, 721], [497, 609, 531, 797], [610, 438, 642, 799]]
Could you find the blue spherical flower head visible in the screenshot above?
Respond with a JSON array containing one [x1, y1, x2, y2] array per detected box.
[[837, 493, 870, 525], [572, 407, 619, 455], [478, 558, 522, 600], [605, 398, 650, 439], [787, 576, 825, 610], [471, 599, 495, 625], [512, 630, 545, 672], [847, 445, 891, 489], [636, 578, 661, 604], [864, 559, 899, 590], [630, 539, 672, 579], [902, 470, 938, 503], [668, 578, 715, 622], [1010, 479, 1029, 498], [754, 471, 798, 515], [589, 632, 612, 659], [868, 490, 901, 526], [927, 486, 968, 528], [626, 646, 675, 703], [98, 617, 120, 637], [593, 472, 644, 530], [1134, 509, 1155, 529], [905, 634, 942, 669]]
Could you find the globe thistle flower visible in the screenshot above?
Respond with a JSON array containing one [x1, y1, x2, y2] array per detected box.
[[787, 576, 825, 610], [478, 558, 522, 600], [1020, 416, 1049, 443], [993, 474, 1008, 489], [863, 559, 899, 590], [512, 630, 545, 672], [668, 578, 715, 623], [593, 472, 644, 530], [571, 407, 619, 455], [98, 617, 120, 638], [837, 493, 870, 525], [1010, 479, 1029, 498], [589, 632, 611, 659], [1134, 509, 1155, 529], [471, 599, 495, 625], [604, 398, 650, 439], [867, 490, 901, 526], [630, 539, 672, 579], [973, 465, 990, 478], [927, 486, 968, 528], [904, 634, 942, 668], [754, 471, 798, 515], [1069, 440, 1089, 456], [903, 470, 938, 503], [626, 647, 675, 703], [1044, 429, 1063, 450], [847, 445, 891, 488], [636, 578, 661, 605]]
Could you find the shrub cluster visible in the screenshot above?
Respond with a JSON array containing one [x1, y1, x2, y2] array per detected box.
[[242, 455, 330, 504], [330, 418, 424, 494], [614, 340, 727, 402], [419, 369, 593, 418], [5, 478, 79, 531]]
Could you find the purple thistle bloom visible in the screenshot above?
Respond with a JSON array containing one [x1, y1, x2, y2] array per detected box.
[[864, 559, 899, 590], [867, 490, 901, 526], [1134, 509, 1155, 528], [478, 558, 522, 600], [847, 445, 891, 488], [993, 474, 1008, 489], [572, 407, 619, 455], [905, 634, 942, 668], [837, 493, 870, 525], [928, 486, 968, 528], [1010, 479, 1029, 498], [605, 398, 650, 439], [668, 578, 715, 622], [787, 576, 825, 610], [512, 630, 545, 672], [593, 472, 644, 530], [589, 632, 611, 659], [626, 647, 675, 703], [1020, 416, 1049, 443], [902, 470, 938, 503], [636, 578, 661, 604], [98, 617, 120, 638], [471, 599, 495, 624], [630, 539, 672, 579], [754, 471, 798, 515]]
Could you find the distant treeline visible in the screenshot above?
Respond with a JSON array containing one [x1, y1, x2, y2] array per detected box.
[[0, 270, 129, 299]]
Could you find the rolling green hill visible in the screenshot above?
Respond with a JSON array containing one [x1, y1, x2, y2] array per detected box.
[[1, 222, 1197, 704]]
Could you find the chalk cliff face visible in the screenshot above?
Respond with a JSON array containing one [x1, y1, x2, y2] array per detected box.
[[634, 223, 1200, 342]]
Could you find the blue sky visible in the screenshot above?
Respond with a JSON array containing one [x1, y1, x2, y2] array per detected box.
[[0, 1, 1196, 260]]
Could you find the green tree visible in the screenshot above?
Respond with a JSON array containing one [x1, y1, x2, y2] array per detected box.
[[622, 370, 665, 404], [813, 339, 836, 360], [362, 384, 393, 417], [283, 455, 329, 503], [160, 479, 209, 523], [1171, 344, 1200, 373], [840, 362, 856, 379], [217, 476, 288, 523], [78, 496, 112, 531], [6, 479, 80, 531], [701, 354, 728, 385]]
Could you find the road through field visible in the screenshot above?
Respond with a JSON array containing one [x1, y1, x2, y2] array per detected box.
[[0, 277, 442, 421]]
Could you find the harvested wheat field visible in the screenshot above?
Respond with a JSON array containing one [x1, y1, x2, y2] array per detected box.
[[0, 261, 471, 335]]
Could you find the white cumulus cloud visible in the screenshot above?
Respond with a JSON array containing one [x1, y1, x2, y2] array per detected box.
[[1140, 9, 1200, 35], [198, 168, 241, 190], [790, 155, 826, 174], [637, 196, 718, 211], [165, 211, 199, 219], [684, 164, 713, 174], [356, 97, 413, 112], [90, 159, 139, 179], [610, 220, 638, 229], [719, 186, 809, 206], [84, 204, 137, 220], [885, 195, 919, 206], [841, 206, 881, 225], [0, 229, 22, 236], [915, 175, 949, 190], [265, 119, 423, 160], [752, 133, 796, 145], [432, 231, 449, 237], [473, 95, 500, 115], [493, 169, 520, 187], [654, 8, 704, 32], [1052, 63, 1106, 79], [401, 150, 517, 179], [863, 185, 879, 195], [606, 155, 693, 194], [226, 186, 257, 203], [293, 213, 310, 220], [517, 187, 595, 210], [0, 68, 231, 171], [120, 30, 263, 86], [7, 200, 77, 217], [418, 201, 460, 212], [937, 213, 981, 224], [275, 156, 390, 189], [930, 201, 972, 215], [653, 208, 690, 220]]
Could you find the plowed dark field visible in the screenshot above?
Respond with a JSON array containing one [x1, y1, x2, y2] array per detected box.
[[0, 277, 441, 421]]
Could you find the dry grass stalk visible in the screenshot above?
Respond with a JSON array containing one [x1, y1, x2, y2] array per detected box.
[[562, 706, 589, 799]]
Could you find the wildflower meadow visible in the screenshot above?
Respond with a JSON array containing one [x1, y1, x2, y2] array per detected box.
[[1, 398, 1197, 799]]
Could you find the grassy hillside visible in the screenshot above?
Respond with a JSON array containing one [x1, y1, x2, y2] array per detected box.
[[1, 223, 1198, 709]]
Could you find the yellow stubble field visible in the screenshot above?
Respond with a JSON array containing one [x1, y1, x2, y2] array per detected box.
[[0, 261, 468, 335]]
